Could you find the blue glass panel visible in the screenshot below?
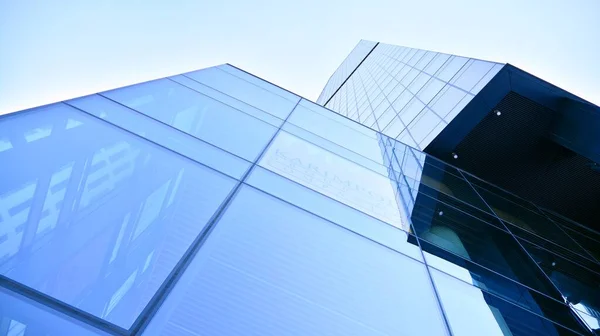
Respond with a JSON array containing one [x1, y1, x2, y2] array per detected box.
[[143, 186, 447, 336], [450, 60, 495, 92], [429, 85, 468, 119], [407, 109, 443, 144], [0, 103, 237, 328], [185, 66, 299, 120], [424, 53, 451, 76], [430, 267, 587, 336], [408, 73, 432, 95], [399, 98, 426, 125], [415, 51, 437, 70], [170, 74, 283, 127], [436, 56, 469, 82], [289, 99, 382, 163], [258, 131, 405, 230], [418, 78, 446, 105], [217, 64, 299, 103], [0, 287, 108, 335], [444, 94, 473, 123], [67, 94, 250, 179], [246, 166, 422, 260], [102, 78, 278, 162], [471, 63, 504, 94]]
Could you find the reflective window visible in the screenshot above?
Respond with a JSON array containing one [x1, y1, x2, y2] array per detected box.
[[217, 64, 299, 103], [0, 288, 108, 335], [0, 103, 237, 328], [259, 131, 405, 229], [407, 109, 442, 144], [102, 78, 278, 162], [430, 267, 587, 336], [399, 98, 425, 125], [143, 186, 448, 336], [435, 56, 469, 82], [418, 78, 446, 105], [185, 66, 299, 119], [67, 94, 250, 179], [424, 53, 451, 76], [246, 166, 422, 260], [429, 85, 468, 119], [451, 60, 495, 92]]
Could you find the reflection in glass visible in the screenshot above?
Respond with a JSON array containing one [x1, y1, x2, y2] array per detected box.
[[431, 267, 586, 335], [259, 131, 407, 230], [0, 287, 107, 335], [102, 78, 278, 162], [143, 186, 448, 336], [0, 103, 237, 328]]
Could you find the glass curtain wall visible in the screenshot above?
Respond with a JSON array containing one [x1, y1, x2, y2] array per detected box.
[[323, 42, 505, 150], [0, 64, 597, 336]]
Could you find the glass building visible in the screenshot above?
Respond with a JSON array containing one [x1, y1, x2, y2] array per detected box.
[[1, 41, 599, 335]]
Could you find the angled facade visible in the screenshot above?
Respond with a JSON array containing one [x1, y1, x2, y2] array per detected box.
[[0, 40, 599, 336]]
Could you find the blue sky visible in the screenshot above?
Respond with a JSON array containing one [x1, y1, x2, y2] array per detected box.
[[1, 0, 599, 114]]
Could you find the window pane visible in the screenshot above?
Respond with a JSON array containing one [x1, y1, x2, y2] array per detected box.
[[429, 85, 468, 119], [218, 64, 299, 103], [430, 267, 586, 336], [102, 78, 278, 162], [68, 94, 250, 179], [451, 60, 495, 92], [0, 287, 108, 335], [246, 166, 423, 261], [186, 66, 299, 119], [0, 103, 237, 328], [259, 131, 406, 230], [143, 186, 448, 336], [436, 56, 469, 82]]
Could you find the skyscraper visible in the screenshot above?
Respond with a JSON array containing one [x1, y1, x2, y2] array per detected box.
[[0, 41, 598, 335]]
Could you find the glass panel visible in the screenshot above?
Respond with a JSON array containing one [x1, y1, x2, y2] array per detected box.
[[410, 192, 561, 297], [143, 186, 448, 336], [0, 287, 108, 335], [289, 99, 382, 163], [471, 63, 504, 94], [541, 209, 600, 263], [258, 131, 405, 230], [444, 93, 473, 123], [422, 241, 593, 333], [185, 66, 299, 119], [415, 156, 492, 213], [435, 56, 469, 82], [429, 85, 468, 119], [424, 53, 451, 76], [217, 64, 299, 103], [246, 166, 422, 261], [0, 103, 237, 328], [417, 78, 446, 105], [451, 60, 495, 92], [407, 73, 431, 95], [520, 238, 600, 318], [431, 267, 588, 336], [377, 106, 398, 131], [67, 94, 250, 179], [170, 74, 283, 127], [399, 98, 425, 125], [466, 176, 592, 259], [415, 51, 436, 70], [102, 78, 278, 162], [407, 109, 442, 144]]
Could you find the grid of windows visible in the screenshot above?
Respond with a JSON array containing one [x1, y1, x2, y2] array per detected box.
[[324, 42, 504, 149], [0, 63, 598, 335]]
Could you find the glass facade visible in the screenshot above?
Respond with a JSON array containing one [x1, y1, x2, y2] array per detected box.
[[0, 49, 598, 336], [321, 42, 505, 149]]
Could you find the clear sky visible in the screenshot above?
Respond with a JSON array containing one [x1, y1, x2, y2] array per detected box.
[[1, 0, 599, 115]]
